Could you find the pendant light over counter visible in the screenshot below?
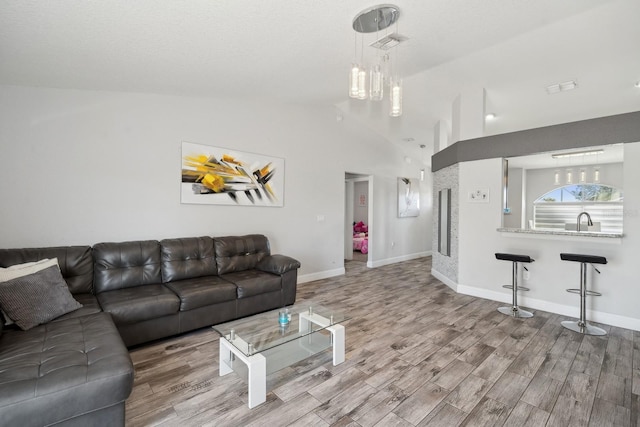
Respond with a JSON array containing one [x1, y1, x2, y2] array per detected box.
[[349, 4, 407, 117], [551, 149, 605, 185]]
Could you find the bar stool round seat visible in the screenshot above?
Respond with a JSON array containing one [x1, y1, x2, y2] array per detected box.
[[560, 253, 607, 336], [495, 253, 534, 318]]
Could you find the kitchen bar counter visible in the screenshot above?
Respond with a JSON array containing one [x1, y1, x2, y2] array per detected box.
[[497, 227, 623, 243]]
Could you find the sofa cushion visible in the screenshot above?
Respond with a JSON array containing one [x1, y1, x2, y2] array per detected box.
[[97, 284, 179, 325], [0, 258, 61, 326], [52, 293, 102, 322], [0, 246, 93, 294], [222, 270, 282, 299], [0, 312, 134, 426], [164, 276, 238, 311], [0, 265, 83, 330], [214, 234, 271, 275], [93, 240, 162, 293], [160, 236, 217, 282]]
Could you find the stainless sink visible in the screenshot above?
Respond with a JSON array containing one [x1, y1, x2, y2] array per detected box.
[[564, 222, 601, 232]]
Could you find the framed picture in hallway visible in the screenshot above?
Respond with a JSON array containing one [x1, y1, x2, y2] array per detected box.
[[181, 141, 285, 207], [398, 177, 419, 217]]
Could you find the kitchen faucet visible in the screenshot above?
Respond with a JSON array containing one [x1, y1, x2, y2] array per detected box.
[[576, 212, 593, 232]]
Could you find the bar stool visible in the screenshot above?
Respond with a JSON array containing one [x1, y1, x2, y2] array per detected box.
[[495, 253, 534, 318], [560, 253, 607, 336]]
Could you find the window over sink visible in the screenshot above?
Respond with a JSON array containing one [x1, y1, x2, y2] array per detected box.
[[533, 184, 623, 232]]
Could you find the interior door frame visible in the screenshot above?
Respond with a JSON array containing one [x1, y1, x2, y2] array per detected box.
[[344, 174, 372, 267]]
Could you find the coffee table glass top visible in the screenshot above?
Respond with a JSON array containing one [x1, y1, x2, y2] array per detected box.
[[213, 301, 349, 357]]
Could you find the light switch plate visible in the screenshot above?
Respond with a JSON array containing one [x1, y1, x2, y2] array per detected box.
[[468, 189, 489, 203]]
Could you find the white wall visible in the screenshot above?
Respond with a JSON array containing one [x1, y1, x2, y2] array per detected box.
[[457, 158, 504, 288], [353, 181, 368, 225], [454, 145, 640, 331], [0, 85, 432, 281], [370, 175, 432, 267]]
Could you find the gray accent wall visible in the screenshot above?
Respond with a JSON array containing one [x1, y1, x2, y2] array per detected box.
[[432, 164, 459, 282], [432, 111, 640, 172]]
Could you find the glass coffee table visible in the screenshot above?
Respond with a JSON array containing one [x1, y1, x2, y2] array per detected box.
[[212, 302, 349, 408]]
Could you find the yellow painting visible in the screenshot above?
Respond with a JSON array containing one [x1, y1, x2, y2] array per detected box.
[[181, 141, 284, 207]]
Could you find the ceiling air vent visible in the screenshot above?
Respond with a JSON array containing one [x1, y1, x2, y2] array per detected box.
[[370, 33, 409, 50], [546, 80, 577, 95]]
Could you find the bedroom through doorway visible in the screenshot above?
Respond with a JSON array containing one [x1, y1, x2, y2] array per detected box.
[[345, 173, 371, 265]]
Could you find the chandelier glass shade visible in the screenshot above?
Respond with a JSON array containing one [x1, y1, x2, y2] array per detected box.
[[369, 63, 384, 101], [348, 61, 369, 100], [389, 77, 402, 117], [349, 4, 403, 116], [349, 64, 360, 98], [357, 68, 367, 100]]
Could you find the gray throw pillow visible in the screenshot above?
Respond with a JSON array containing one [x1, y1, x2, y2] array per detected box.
[[0, 265, 83, 330]]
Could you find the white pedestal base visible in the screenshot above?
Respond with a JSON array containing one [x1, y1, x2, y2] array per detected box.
[[219, 337, 266, 408]]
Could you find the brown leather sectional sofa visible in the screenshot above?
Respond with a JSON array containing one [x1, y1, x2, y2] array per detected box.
[[0, 234, 300, 426]]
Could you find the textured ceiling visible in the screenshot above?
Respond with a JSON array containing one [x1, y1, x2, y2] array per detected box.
[[1, 0, 639, 164]]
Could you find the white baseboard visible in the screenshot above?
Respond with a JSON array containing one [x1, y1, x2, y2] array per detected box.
[[456, 283, 640, 332], [297, 267, 345, 284], [369, 251, 431, 268], [430, 268, 458, 292]]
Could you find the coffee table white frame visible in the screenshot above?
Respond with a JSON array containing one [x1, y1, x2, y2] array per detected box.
[[218, 310, 345, 408]]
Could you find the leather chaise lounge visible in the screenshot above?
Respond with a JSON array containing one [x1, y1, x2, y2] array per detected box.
[[0, 234, 300, 426]]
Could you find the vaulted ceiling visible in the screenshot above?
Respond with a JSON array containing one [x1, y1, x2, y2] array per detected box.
[[1, 0, 638, 165]]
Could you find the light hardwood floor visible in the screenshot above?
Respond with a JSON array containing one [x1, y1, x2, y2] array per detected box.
[[126, 257, 639, 426]]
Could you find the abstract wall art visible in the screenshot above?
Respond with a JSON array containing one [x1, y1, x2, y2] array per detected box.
[[398, 177, 420, 217], [181, 141, 284, 207]]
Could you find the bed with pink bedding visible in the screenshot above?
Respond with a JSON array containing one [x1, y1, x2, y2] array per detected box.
[[352, 222, 369, 254]]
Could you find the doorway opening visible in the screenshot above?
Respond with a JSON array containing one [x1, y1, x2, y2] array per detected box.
[[345, 173, 372, 266]]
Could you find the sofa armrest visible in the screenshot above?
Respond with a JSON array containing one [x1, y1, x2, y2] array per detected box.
[[256, 255, 300, 275]]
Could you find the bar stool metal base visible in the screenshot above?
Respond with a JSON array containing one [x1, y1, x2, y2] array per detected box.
[[495, 253, 535, 319], [498, 306, 533, 318], [560, 253, 608, 337], [561, 320, 607, 336]]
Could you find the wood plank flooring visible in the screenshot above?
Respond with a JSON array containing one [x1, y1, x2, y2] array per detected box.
[[125, 257, 639, 426]]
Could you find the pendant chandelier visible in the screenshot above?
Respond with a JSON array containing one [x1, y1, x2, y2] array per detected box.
[[349, 5, 406, 117]]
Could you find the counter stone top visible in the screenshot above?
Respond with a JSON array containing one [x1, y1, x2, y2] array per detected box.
[[497, 227, 623, 238]]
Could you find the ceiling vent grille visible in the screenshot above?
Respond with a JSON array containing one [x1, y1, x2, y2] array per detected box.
[[546, 80, 577, 94], [370, 33, 409, 50]]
